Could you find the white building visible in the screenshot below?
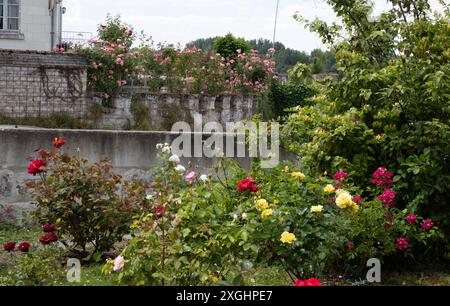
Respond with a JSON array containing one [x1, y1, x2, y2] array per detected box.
[[0, 0, 64, 51]]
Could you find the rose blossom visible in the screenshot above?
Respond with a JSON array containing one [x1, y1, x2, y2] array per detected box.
[[372, 167, 394, 189], [378, 189, 396, 206], [52, 136, 66, 149], [406, 214, 417, 225], [237, 177, 258, 192], [18, 242, 31, 253], [185, 171, 196, 182], [27, 159, 46, 176], [396, 237, 409, 251], [113, 256, 125, 272], [333, 171, 348, 181], [43, 224, 56, 233], [3, 241, 16, 252], [39, 233, 58, 245], [352, 196, 362, 203], [421, 219, 434, 231], [293, 278, 322, 286]]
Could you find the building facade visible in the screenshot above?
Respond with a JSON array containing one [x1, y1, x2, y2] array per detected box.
[[0, 0, 64, 51]]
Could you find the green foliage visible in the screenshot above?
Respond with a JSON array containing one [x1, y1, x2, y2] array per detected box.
[[0, 112, 92, 129], [285, 0, 450, 248], [129, 95, 151, 130], [0, 245, 63, 286], [213, 33, 251, 60], [105, 150, 256, 286], [191, 37, 325, 74], [104, 147, 439, 284], [26, 140, 146, 258], [76, 15, 136, 105], [267, 80, 317, 118]]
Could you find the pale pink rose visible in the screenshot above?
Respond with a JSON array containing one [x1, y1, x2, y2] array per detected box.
[[113, 256, 125, 272], [185, 171, 196, 182]]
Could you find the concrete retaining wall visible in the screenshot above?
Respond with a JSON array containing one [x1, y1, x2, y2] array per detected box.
[[0, 126, 293, 207]]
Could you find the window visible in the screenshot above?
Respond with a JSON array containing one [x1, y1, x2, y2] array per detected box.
[[1, 0, 19, 31]]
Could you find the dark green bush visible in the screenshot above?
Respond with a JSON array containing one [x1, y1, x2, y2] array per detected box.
[[267, 80, 317, 119]]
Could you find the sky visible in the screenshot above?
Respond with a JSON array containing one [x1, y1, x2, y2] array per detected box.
[[63, 0, 446, 53]]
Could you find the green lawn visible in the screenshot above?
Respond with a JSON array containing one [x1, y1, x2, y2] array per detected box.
[[1, 226, 448, 286]]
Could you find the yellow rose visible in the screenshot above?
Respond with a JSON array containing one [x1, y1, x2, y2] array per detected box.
[[256, 199, 269, 211], [336, 189, 347, 195], [350, 202, 360, 213], [336, 192, 353, 209], [280, 231, 297, 244], [261, 209, 273, 219], [284, 165, 290, 173], [310, 205, 324, 213], [291, 172, 306, 180], [324, 184, 335, 194]]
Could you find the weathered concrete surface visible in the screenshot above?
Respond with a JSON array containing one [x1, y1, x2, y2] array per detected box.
[[1, 126, 295, 209], [94, 93, 258, 130]]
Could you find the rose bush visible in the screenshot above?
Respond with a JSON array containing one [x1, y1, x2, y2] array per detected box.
[[104, 148, 257, 286], [104, 149, 440, 284], [26, 137, 146, 260], [75, 16, 276, 101]]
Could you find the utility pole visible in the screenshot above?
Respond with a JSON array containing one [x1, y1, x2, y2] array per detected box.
[[273, 0, 280, 48]]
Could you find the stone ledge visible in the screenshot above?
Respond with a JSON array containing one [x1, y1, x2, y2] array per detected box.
[[0, 32, 25, 40]]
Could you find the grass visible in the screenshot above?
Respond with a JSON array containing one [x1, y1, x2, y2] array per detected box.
[[0, 112, 95, 130], [1, 226, 448, 286]]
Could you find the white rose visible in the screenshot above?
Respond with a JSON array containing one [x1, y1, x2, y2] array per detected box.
[[169, 154, 180, 163], [156, 143, 164, 149], [242, 213, 248, 220], [146, 194, 153, 200], [175, 165, 186, 173], [162, 146, 171, 153], [199, 174, 209, 182]]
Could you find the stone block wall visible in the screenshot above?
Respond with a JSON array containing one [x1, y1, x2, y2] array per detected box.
[[0, 49, 88, 118], [95, 93, 258, 130]]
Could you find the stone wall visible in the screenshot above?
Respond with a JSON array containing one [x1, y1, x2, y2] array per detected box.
[[0, 49, 88, 118], [95, 93, 259, 130]]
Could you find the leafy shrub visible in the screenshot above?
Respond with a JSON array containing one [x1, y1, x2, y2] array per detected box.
[[214, 33, 252, 60], [76, 16, 276, 98], [76, 15, 136, 105], [283, 0, 450, 249], [26, 137, 145, 259], [104, 147, 255, 286], [104, 147, 439, 284], [0, 225, 63, 286], [267, 79, 317, 119]]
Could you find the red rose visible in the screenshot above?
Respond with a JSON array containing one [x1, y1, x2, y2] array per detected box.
[[39, 233, 58, 245], [406, 214, 417, 225], [396, 237, 409, 251], [237, 177, 258, 192], [352, 196, 362, 203], [18, 242, 31, 252], [333, 171, 348, 181], [52, 136, 66, 149], [27, 159, 46, 176], [347, 242, 354, 250], [294, 278, 322, 286], [422, 219, 434, 232], [3, 241, 16, 252], [43, 224, 56, 233]]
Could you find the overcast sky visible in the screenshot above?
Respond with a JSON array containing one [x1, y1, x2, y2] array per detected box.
[[63, 0, 446, 53]]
